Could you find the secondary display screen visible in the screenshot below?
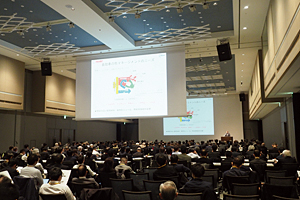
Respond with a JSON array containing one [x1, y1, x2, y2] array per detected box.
[[91, 53, 167, 118], [163, 98, 214, 135]]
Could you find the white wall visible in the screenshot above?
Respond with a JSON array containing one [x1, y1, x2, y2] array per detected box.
[[139, 94, 243, 142]]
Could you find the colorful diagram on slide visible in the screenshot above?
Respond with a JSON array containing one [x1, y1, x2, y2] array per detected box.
[[179, 111, 194, 122], [113, 75, 136, 94]]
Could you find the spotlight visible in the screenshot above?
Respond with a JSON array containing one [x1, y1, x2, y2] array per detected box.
[[189, 5, 196, 12], [68, 22, 75, 28], [108, 15, 114, 22], [46, 24, 51, 32], [135, 11, 141, 19], [203, 1, 209, 9], [177, 6, 183, 13], [17, 30, 24, 36]]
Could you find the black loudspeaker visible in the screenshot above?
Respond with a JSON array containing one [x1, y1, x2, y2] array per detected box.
[[41, 61, 52, 76], [239, 93, 245, 101], [217, 43, 232, 61]]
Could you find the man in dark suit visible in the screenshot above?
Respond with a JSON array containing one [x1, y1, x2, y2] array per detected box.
[[179, 164, 217, 200], [72, 165, 99, 189], [155, 147, 168, 161], [196, 149, 213, 169], [132, 147, 144, 158], [153, 155, 177, 180], [269, 142, 279, 153], [277, 150, 297, 164], [170, 155, 190, 174], [250, 150, 266, 181]]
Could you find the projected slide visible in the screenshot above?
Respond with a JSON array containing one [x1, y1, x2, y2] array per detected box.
[[163, 98, 214, 135], [91, 53, 167, 118]]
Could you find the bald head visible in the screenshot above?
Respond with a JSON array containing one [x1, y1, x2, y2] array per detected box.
[[159, 181, 178, 200]]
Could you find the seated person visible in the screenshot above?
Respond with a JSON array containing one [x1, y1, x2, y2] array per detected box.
[[72, 165, 99, 188], [159, 181, 178, 200], [170, 155, 190, 174], [208, 144, 221, 162], [73, 155, 97, 177], [132, 147, 144, 158], [177, 146, 191, 163], [20, 154, 43, 187], [222, 156, 250, 189], [115, 157, 134, 179], [196, 149, 213, 169], [153, 155, 177, 180], [179, 164, 217, 200], [0, 175, 20, 200], [0, 158, 19, 179], [40, 167, 75, 200]]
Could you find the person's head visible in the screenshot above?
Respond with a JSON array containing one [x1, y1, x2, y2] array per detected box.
[[212, 144, 218, 152], [53, 153, 64, 164], [159, 181, 178, 200], [137, 147, 142, 152], [103, 157, 114, 172], [180, 145, 187, 154], [272, 142, 278, 148], [200, 149, 207, 157], [120, 157, 128, 164], [48, 167, 62, 181], [31, 148, 39, 155], [232, 156, 243, 168], [156, 155, 167, 166], [159, 146, 165, 153], [282, 150, 291, 157], [8, 158, 17, 169], [0, 175, 20, 200], [231, 146, 237, 152], [253, 150, 260, 157], [27, 154, 38, 165], [225, 151, 232, 158], [77, 155, 84, 164], [78, 165, 88, 177], [191, 163, 205, 178], [171, 155, 178, 164]]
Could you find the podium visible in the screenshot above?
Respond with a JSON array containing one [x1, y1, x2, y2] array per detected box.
[[221, 136, 233, 142]]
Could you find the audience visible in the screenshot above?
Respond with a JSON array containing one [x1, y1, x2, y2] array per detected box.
[[1, 138, 298, 199]]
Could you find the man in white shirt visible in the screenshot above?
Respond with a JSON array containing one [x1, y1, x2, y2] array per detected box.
[[20, 154, 43, 187], [187, 148, 200, 159], [115, 157, 135, 179], [40, 167, 75, 200]]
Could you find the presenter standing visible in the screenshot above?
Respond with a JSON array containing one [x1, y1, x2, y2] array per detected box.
[[224, 131, 231, 137]]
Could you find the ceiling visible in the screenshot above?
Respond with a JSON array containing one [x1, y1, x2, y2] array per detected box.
[[0, 0, 271, 96]]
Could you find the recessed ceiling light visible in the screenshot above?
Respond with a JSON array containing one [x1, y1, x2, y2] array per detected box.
[[21, 5, 24, 7], [29, 39, 31, 41], [146, 24, 149, 26], [241, 70, 243, 72], [242, 63, 244, 64], [166, 26, 169, 27], [42, 38, 44, 39], [164, 21, 166, 23], [166, 9, 170, 12], [201, 21, 204, 23], [74, 37, 77, 39], [161, 17, 164, 19], [29, 10, 33, 13], [217, 26, 221, 28], [143, 20, 146, 22], [123, 16, 127, 18], [71, 7, 75, 11], [242, 54, 245, 56], [16, 54, 19, 56], [183, 23, 186, 25], [244, 6, 249, 9], [199, 17, 203, 19], [33, 29, 37, 31], [181, 19, 184, 21], [69, 34, 72, 36], [61, 39, 63, 41], [241, 76, 243, 77], [49, 32, 52, 34], [243, 27, 247, 30], [4, 8, 7, 10], [1, 34, 5, 36], [150, 28, 152, 29], [55, 36, 58, 37], [63, 30, 66, 32], [198, 12, 201, 14], [213, 2, 217, 6], [36, 34, 38, 36]]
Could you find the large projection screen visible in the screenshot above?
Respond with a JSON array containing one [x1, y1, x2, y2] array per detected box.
[[139, 95, 243, 141], [76, 46, 187, 120], [163, 98, 214, 135]]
